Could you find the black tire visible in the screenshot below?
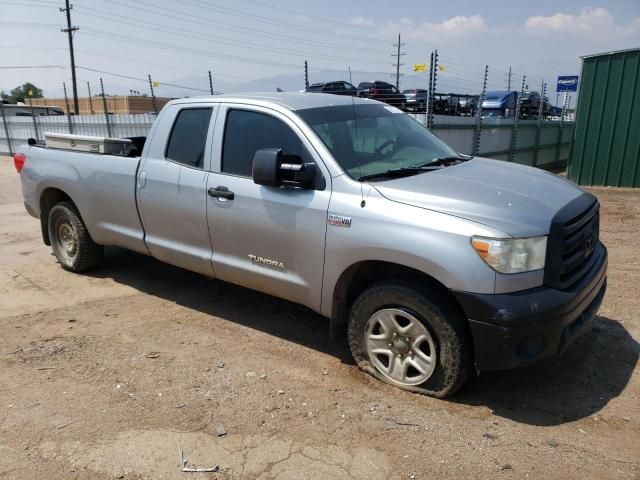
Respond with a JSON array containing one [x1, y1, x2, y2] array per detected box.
[[48, 201, 103, 272], [347, 280, 471, 398]]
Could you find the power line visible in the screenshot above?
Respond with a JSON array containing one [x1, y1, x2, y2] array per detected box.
[[96, 0, 389, 55], [235, 0, 392, 33], [0, 21, 60, 28], [76, 66, 219, 94], [73, 8, 384, 65], [80, 29, 304, 70], [162, 0, 391, 46], [0, 45, 248, 80], [0, 0, 60, 7], [0, 65, 65, 69]]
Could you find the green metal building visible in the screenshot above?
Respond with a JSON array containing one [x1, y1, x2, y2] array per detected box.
[[569, 48, 640, 187]]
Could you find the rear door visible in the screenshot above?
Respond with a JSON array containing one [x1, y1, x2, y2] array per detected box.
[[137, 103, 218, 276], [206, 104, 331, 310]]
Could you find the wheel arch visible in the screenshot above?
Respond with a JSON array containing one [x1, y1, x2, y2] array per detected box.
[[39, 187, 75, 245], [329, 260, 468, 340]]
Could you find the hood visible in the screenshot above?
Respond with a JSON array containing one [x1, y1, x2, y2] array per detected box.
[[373, 158, 584, 237]]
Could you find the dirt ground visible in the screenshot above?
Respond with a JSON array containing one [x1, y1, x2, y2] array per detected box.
[[0, 155, 638, 480]]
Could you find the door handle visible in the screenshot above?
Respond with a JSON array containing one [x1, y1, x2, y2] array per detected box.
[[208, 186, 235, 200], [138, 170, 146, 188]]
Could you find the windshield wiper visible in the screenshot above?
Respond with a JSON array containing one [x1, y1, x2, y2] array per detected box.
[[357, 155, 473, 182], [357, 166, 439, 181], [412, 154, 473, 169]]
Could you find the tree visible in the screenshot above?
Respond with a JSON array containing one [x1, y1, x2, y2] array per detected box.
[[1, 83, 44, 103]]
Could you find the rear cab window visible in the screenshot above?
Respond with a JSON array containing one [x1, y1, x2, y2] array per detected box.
[[165, 108, 213, 168]]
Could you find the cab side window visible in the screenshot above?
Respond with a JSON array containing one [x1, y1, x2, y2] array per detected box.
[[222, 109, 312, 177], [165, 108, 213, 168]]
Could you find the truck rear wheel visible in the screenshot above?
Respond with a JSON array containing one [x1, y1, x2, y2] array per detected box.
[[48, 201, 103, 272], [347, 281, 471, 398]]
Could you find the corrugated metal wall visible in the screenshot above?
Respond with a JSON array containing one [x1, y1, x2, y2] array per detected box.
[[569, 48, 640, 187]]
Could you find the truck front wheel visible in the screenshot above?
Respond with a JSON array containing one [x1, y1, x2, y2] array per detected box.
[[347, 281, 471, 398], [48, 201, 103, 272]]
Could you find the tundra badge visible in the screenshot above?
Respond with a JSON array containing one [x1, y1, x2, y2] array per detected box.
[[248, 254, 286, 270]]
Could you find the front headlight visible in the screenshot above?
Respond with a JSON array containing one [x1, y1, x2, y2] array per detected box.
[[471, 235, 547, 274]]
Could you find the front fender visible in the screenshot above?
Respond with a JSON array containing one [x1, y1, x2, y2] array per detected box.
[[320, 185, 504, 318]]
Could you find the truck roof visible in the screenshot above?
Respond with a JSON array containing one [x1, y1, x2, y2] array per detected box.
[[167, 92, 375, 111]]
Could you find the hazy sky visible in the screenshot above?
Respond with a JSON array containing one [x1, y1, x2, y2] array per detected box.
[[1, 0, 639, 96]]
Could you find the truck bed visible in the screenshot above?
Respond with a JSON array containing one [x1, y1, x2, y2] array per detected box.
[[19, 144, 148, 255]]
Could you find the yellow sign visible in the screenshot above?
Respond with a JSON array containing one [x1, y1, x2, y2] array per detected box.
[[152, 81, 160, 87], [413, 64, 427, 72], [27, 89, 34, 97]]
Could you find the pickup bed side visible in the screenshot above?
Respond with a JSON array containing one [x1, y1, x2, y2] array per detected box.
[[20, 146, 148, 255]]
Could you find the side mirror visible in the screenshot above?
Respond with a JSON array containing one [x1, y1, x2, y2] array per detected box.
[[252, 148, 280, 187], [252, 148, 317, 189]]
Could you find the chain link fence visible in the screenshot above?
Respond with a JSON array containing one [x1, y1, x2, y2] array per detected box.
[[1, 62, 574, 171]]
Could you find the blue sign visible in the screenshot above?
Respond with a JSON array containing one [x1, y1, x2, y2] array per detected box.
[[557, 75, 578, 92]]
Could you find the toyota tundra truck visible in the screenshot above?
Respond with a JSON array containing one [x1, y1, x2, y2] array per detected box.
[[15, 93, 607, 397]]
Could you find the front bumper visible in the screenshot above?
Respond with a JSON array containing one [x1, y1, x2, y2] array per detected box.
[[453, 243, 607, 371]]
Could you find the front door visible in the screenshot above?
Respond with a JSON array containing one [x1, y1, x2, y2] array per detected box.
[[206, 105, 331, 310], [137, 103, 218, 276]]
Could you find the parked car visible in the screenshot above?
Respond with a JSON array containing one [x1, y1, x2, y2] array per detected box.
[[458, 96, 478, 117], [306, 81, 359, 96], [15, 93, 607, 398], [358, 81, 406, 109], [481, 91, 518, 117], [519, 91, 552, 119], [0, 103, 64, 116], [402, 89, 428, 112], [432, 94, 463, 115]]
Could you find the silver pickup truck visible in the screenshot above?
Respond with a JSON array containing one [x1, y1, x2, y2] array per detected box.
[[15, 93, 607, 397]]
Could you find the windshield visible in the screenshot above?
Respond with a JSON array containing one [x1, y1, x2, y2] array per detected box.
[[296, 104, 458, 179]]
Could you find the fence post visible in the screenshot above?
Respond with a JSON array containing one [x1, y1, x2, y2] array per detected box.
[[0, 101, 14, 155], [431, 50, 438, 128], [100, 77, 112, 138], [208, 70, 214, 95], [27, 97, 41, 141], [148, 74, 158, 114], [426, 51, 434, 129], [63, 82, 74, 134], [533, 79, 546, 166], [87, 82, 94, 114], [474, 65, 488, 156], [509, 75, 526, 162], [554, 91, 569, 165]]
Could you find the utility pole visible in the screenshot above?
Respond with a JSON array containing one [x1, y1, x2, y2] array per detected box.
[[391, 33, 405, 89], [506, 66, 513, 91], [208, 70, 214, 95], [348, 66, 352, 84], [60, 0, 79, 115], [304, 61, 309, 90]]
